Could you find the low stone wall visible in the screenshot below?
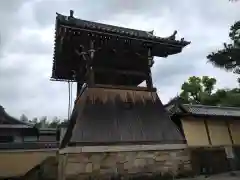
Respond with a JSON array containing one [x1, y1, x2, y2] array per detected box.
[[59, 145, 192, 180]]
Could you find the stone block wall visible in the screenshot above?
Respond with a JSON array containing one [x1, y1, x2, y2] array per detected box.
[[59, 148, 191, 180]]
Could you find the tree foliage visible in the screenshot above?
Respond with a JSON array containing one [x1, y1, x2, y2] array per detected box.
[[20, 115, 66, 128], [180, 76, 216, 104], [207, 20, 240, 82], [178, 76, 240, 107], [20, 114, 29, 122]]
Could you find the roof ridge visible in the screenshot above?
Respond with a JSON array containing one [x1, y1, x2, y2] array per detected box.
[[183, 103, 240, 110], [80, 18, 149, 34], [57, 13, 149, 35], [56, 12, 190, 45]]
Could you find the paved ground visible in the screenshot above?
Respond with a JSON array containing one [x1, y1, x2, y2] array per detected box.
[[180, 171, 240, 180]]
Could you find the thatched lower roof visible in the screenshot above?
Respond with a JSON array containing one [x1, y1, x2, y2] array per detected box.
[[61, 87, 184, 147]]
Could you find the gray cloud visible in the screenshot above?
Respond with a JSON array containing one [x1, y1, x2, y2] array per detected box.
[[31, 0, 240, 29], [0, 0, 32, 54], [0, 53, 69, 119], [5, 31, 53, 55], [0, 0, 239, 119]]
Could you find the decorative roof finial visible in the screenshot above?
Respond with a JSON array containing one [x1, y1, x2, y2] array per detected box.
[[167, 30, 177, 40], [70, 10, 74, 18], [148, 30, 154, 35], [0, 105, 5, 115]]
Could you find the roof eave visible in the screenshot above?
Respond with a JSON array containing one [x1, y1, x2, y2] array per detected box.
[[55, 13, 190, 48], [177, 113, 240, 119]]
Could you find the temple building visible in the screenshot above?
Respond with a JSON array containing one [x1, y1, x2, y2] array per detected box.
[[0, 105, 58, 150], [165, 100, 240, 174], [0, 105, 59, 179], [0, 105, 38, 143], [53, 11, 191, 179]]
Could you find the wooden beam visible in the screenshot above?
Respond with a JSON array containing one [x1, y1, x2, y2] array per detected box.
[[93, 67, 147, 77], [204, 118, 212, 145], [60, 143, 187, 154], [76, 82, 83, 97], [93, 84, 157, 92], [225, 120, 234, 145], [146, 69, 153, 89], [89, 68, 95, 86], [59, 24, 186, 48]]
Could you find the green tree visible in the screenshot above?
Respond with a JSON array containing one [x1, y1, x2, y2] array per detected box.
[[29, 116, 63, 128], [180, 76, 216, 104], [31, 117, 43, 128], [31, 117, 38, 124], [38, 116, 48, 128], [177, 76, 240, 107], [207, 21, 240, 82], [20, 114, 29, 123], [49, 116, 60, 128], [214, 88, 240, 107]]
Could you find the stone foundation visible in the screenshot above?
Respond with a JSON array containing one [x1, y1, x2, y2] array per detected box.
[[58, 145, 192, 180]]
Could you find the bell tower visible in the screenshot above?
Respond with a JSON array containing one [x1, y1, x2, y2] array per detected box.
[[52, 10, 190, 179]]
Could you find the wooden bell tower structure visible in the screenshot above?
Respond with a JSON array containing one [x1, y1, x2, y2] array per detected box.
[[52, 10, 190, 148]]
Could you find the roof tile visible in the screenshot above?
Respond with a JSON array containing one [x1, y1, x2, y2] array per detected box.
[[56, 13, 190, 46], [182, 104, 240, 117]]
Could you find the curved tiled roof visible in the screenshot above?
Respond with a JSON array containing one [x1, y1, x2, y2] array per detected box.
[[0, 105, 32, 127], [182, 104, 240, 117], [52, 11, 190, 82], [55, 13, 190, 47], [165, 102, 240, 118]]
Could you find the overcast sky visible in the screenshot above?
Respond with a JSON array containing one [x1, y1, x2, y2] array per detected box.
[[0, 0, 240, 120]]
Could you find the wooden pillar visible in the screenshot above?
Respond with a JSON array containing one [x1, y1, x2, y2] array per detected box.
[[76, 82, 82, 97], [87, 40, 95, 87], [224, 146, 237, 173], [85, 63, 95, 87], [146, 68, 153, 89], [89, 67, 95, 86], [223, 120, 237, 174], [146, 48, 154, 89]]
